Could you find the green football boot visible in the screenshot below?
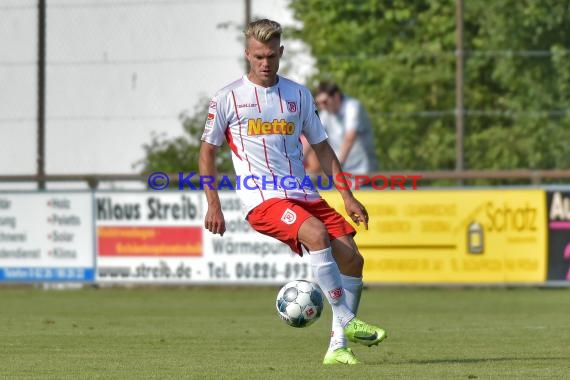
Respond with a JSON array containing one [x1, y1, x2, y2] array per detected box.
[[344, 317, 387, 347], [323, 347, 361, 365]]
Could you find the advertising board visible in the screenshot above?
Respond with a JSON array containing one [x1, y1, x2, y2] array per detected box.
[[322, 189, 547, 283], [546, 191, 570, 282], [95, 192, 309, 284], [0, 192, 95, 282]]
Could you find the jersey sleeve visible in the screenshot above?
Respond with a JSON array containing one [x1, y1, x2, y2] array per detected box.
[[344, 99, 360, 132], [201, 94, 227, 146], [300, 89, 328, 145]]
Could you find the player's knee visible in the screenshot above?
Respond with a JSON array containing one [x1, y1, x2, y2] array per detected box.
[[352, 252, 364, 272], [299, 218, 329, 250], [308, 225, 329, 249], [339, 253, 364, 277]]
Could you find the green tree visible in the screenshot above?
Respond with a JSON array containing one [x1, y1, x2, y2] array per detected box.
[[288, 0, 570, 172], [135, 99, 233, 175]]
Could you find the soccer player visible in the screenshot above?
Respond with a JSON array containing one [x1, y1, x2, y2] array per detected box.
[[199, 18, 387, 365]]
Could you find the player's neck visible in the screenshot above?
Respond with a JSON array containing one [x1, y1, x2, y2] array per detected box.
[[247, 72, 279, 88]]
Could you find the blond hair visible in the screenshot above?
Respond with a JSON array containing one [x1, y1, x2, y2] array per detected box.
[[244, 19, 282, 43]]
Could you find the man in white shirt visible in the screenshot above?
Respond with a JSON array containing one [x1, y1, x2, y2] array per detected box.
[[315, 81, 378, 175], [199, 18, 387, 365]]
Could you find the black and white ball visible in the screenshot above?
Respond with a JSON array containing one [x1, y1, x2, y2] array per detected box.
[[275, 280, 324, 328]]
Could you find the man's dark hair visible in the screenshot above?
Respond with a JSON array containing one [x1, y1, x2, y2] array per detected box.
[[316, 81, 342, 96]]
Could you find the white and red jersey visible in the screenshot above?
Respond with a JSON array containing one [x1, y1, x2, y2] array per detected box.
[[201, 75, 327, 213]]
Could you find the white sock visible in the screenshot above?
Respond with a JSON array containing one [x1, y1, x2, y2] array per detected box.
[[309, 248, 355, 329], [328, 274, 363, 352], [329, 321, 347, 352], [341, 274, 363, 313]]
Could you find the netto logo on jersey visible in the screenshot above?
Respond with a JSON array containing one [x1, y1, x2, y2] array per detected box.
[[247, 118, 295, 136]]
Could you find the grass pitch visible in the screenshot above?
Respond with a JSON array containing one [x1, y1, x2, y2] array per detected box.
[[1, 286, 569, 379]]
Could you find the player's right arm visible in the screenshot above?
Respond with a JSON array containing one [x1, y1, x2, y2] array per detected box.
[[199, 142, 226, 236], [199, 95, 228, 236]]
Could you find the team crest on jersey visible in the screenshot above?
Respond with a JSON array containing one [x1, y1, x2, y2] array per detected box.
[[287, 101, 297, 113], [205, 112, 215, 129], [281, 208, 297, 225]]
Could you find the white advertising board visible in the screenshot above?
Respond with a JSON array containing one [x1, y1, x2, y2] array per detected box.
[[95, 191, 311, 284], [202, 192, 312, 284], [0, 192, 95, 282]]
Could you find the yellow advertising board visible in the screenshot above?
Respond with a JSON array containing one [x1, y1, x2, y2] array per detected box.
[[322, 189, 547, 284]]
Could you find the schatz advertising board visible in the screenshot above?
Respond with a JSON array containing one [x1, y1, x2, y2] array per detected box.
[[323, 189, 547, 284]]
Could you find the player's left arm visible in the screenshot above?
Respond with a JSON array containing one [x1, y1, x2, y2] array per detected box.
[[312, 140, 368, 229], [301, 135, 321, 174], [301, 88, 369, 228]]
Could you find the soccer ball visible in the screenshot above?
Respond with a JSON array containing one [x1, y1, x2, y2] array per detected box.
[[275, 280, 324, 328]]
